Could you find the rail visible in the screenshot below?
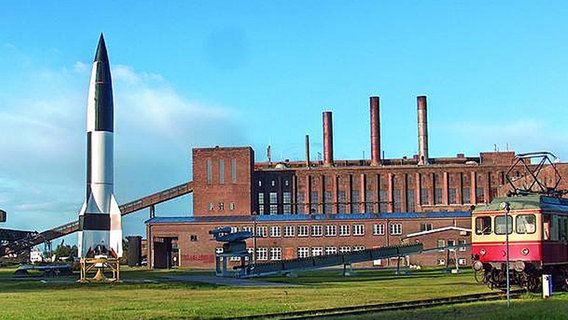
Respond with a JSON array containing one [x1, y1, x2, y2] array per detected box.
[[230, 289, 525, 320]]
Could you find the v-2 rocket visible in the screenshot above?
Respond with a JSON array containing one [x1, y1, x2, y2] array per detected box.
[[77, 34, 122, 259]]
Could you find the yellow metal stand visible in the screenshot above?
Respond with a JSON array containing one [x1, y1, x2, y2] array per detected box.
[[79, 257, 120, 283]]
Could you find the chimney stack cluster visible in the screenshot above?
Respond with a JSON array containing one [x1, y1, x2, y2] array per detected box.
[[313, 95, 430, 167]]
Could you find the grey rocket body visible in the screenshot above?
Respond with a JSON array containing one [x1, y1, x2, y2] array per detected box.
[[78, 34, 123, 258]]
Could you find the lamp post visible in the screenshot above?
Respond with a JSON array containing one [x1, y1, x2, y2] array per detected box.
[[501, 201, 511, 308]]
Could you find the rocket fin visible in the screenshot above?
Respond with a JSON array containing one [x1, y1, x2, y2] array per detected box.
[[77, 201, 87, 258], [109, 194, 123, 258]]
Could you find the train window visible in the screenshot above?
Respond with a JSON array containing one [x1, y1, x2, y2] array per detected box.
[[495, 215, 513, 235], [475, 217, 492, 235], [516, 214, 536, 234]]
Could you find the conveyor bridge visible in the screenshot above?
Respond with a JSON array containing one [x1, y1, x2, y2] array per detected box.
[[236, 243, 423, 278], [0, 181, 193, 257]]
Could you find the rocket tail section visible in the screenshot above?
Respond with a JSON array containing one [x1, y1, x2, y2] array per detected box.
[[77, 201, 87, 258], [109, 194, 123, 258]]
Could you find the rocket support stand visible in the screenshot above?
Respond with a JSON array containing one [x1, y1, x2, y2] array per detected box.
[[79, 257, 120, 283]]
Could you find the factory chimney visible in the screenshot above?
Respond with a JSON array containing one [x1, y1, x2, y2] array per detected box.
[[305, 134, 311, 167], [322, 111, 334, 166], [370, 96, 381, 166], [417, 95, 429, 165]]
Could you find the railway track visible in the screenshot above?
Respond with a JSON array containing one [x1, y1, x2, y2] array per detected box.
[[231, 289, 525, 320]]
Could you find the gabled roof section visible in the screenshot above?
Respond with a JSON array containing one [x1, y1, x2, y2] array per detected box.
[[403, 226, 471, 239]]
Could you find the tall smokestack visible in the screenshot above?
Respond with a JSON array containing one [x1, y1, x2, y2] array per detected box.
[[370, 96, 381, 166], [305, 134, 311, 167], [323, 111, 334, 166], [417, 95, 429, 165]]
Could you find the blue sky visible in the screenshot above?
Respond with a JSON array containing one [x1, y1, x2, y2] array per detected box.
[[0, 2, 567, 241]]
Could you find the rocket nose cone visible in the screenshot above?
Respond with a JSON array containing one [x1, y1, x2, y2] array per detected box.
[[94, 34, 109, 63]]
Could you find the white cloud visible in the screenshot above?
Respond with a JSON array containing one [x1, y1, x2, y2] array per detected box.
[[0, 61, 246, 236]]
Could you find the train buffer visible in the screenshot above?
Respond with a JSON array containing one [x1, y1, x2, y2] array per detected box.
[[232, 243, 423, 278]]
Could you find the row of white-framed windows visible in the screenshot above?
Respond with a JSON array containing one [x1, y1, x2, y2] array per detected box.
[[325, 246, 338, 255], [256, 226, 267, 238], [390, 223, 402, 235], [373, 224, 385, 235], [297, 247, 309, 258], [311, 247, 323, 256], [230, 226, 238, 233], [353, 224, 365, 236], [242, 226, 253, 234], [340, 225, 350, 236], [311, 225, 323, 236], [284, 225, 295, 237], [298, 225, 309, 237], [353, 246, 365, 251], [270, 226, 281, 237], [257, 247, 268, 260], [270, 247, 282, 260], [325, 225, 337, 236]]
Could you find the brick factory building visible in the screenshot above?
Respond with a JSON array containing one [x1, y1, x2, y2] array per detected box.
[[145, 96, 558, 270]]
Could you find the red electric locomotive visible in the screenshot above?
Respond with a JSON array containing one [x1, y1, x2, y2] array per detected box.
[[471, 153, 568, 291]]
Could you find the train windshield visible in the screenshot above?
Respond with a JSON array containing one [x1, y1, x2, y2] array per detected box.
[[475, 217, 492, 235], [516, 214, 536, 234], [495, 215, 513, 235]]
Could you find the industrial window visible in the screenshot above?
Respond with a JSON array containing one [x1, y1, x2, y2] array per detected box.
[[256, 226, 267, 238], [283, 226, 295, 237], [271, 180, 276, 187], [495, 215, 513, 235], [338, 191, 346, 213], [311, 247, 323, 256], [242, 226, 253, 234], [390, 223, 402, 235], [353, 246, 365, 251], [297, 225, 309, 237], [365, 191, 374, 213], [437, 258, 446, 265], [420, 223, 433, 232], [339, 225, 350, 236], [434, 188, 442, 205], [373, 224, 385, 235], [379, 190, 388, 212], [325, 247, 337, 255], [310, 192, 319, 214], [339, 246, 351, 254], [476, 187, 485, 203], [258, 193, 265, 215], [516, 214, 536, 234], [462, 188, 471, 204], [324, 191, 332, 214], [270, 247, 282, 260], [218, 202, 224, 211], [351, 191, 360, 213], [393, 189, 401, 212], [407, 189, 415, 212], [458, 239, 467, 251], [297, 247, 309, 258], [229, 202, 235, 211], [215, 247, 223, 254], [421, 188, 429, 205], [258, 180, 262, 187], [206, 159, 212, 184], [352, 224, 365, 236], [270, 204, 278, 214], [284, 180, 289, 187], [283, 192, 292, 214], [449, 188, 457, 204], [448, 239, 456, 247], [437, 239, 446, 249], [208, 202, 214, 211], [230, 227, 238, 233], [246, 247, 254, 261], [269, 192, 278, 204], [270, 226, 281, 237], [256, 247, 268, 260], [325, 225, 337, 236], [190, 235, 198, 242], [311, 225, 323, 237], [231, 158, 237, 183], [296, 193, 305, 214], [475, 216, 491, 235], [458, 258, 467, 265], [219, 159, 224, 184]]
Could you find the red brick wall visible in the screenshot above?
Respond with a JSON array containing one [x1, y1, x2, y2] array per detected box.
[[148, 216, 471, 269], [192, 147, 254, 216]]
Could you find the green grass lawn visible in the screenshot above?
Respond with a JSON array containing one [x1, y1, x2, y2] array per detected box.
[[0, 266, 564, 319]]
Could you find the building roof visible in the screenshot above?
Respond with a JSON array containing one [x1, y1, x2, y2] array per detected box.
[[145, 211, 471, 225], [403, 226, 472, 239], [473, 194, 568, 213]]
